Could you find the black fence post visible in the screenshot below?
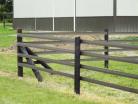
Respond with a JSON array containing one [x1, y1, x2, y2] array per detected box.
[[74, 37, 81, 94], [17, 29, 23, 77], [104, 29, 109, 69]]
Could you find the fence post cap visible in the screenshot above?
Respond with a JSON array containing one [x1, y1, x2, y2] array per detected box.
[[17, 29, 22, 33]]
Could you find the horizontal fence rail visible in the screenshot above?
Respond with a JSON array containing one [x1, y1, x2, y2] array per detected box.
[[17, 34, 74, 43], [19, 63, 74, 78], [23, 41, 74, 44], [82, 40, 138, 50], [81, 77, 138, 94], [17, 29, 138, 95], [23, 31, 138, 35], [81, 65, 138, 79], [18, 53, 74, 67], [81, 51, 138, 64], [23, 32, 105, 35], [17, 43, 74, 54]]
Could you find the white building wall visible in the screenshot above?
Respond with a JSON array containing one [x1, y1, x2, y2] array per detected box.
[[14, 0, 74, 18], [76, 0, 114, 17], [54, 0, 74, 17], [35, 0, 53, 18], [14, 0, 138, 18], [117, 0, 138, 16], [14, 0, 36, 18]]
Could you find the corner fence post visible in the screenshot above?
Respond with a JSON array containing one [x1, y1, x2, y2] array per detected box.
[[74, 37, 81, 94], [104, 29, 109, 69], [17, 29, 23, 77]]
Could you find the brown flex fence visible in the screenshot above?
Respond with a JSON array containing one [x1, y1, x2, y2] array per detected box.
[[17, 29, 138, 94]]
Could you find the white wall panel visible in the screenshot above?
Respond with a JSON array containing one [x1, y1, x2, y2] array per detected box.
[[117, 0, 138, 16], [14, 0, 36, 18], [35, 0, 53, 17], [76, 0, 113, 17], [54, 0, 75, 17]]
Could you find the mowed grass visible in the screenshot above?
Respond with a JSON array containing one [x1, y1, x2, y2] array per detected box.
[[0, 76, 96, 104], [0, 23, 16, 35], [0, 35, 16, 47], [0, 52, 138, 104], [0, 23, 16, 47]]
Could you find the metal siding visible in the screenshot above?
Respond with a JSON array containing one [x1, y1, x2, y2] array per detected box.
[[76, 17, 114, 32], [54, 17, 74, 31], [13, 0, 138, 32], [13, 17, 138, 33], [36, 18, 53, 31], [13, 18, 35, 30], [115, 17, 138, 32]]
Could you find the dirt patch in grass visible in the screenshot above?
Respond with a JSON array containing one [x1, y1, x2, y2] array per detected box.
[[0, 44, 16, 52], [0, 70, 15, 77]]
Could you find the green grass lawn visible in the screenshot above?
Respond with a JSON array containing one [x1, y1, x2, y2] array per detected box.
[[0, 23, 16, 35], [0, 23, 16, 47], [0, 52, 138, 104], [0, 76, 97, 104], [0, 35, 16, 47]]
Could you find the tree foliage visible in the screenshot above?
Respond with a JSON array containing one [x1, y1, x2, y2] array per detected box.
[[0, 0, 12, 21], [0, 0, 12, 13]]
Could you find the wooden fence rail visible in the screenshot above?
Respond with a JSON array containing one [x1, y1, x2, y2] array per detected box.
[[17, 29, 138, 94]]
